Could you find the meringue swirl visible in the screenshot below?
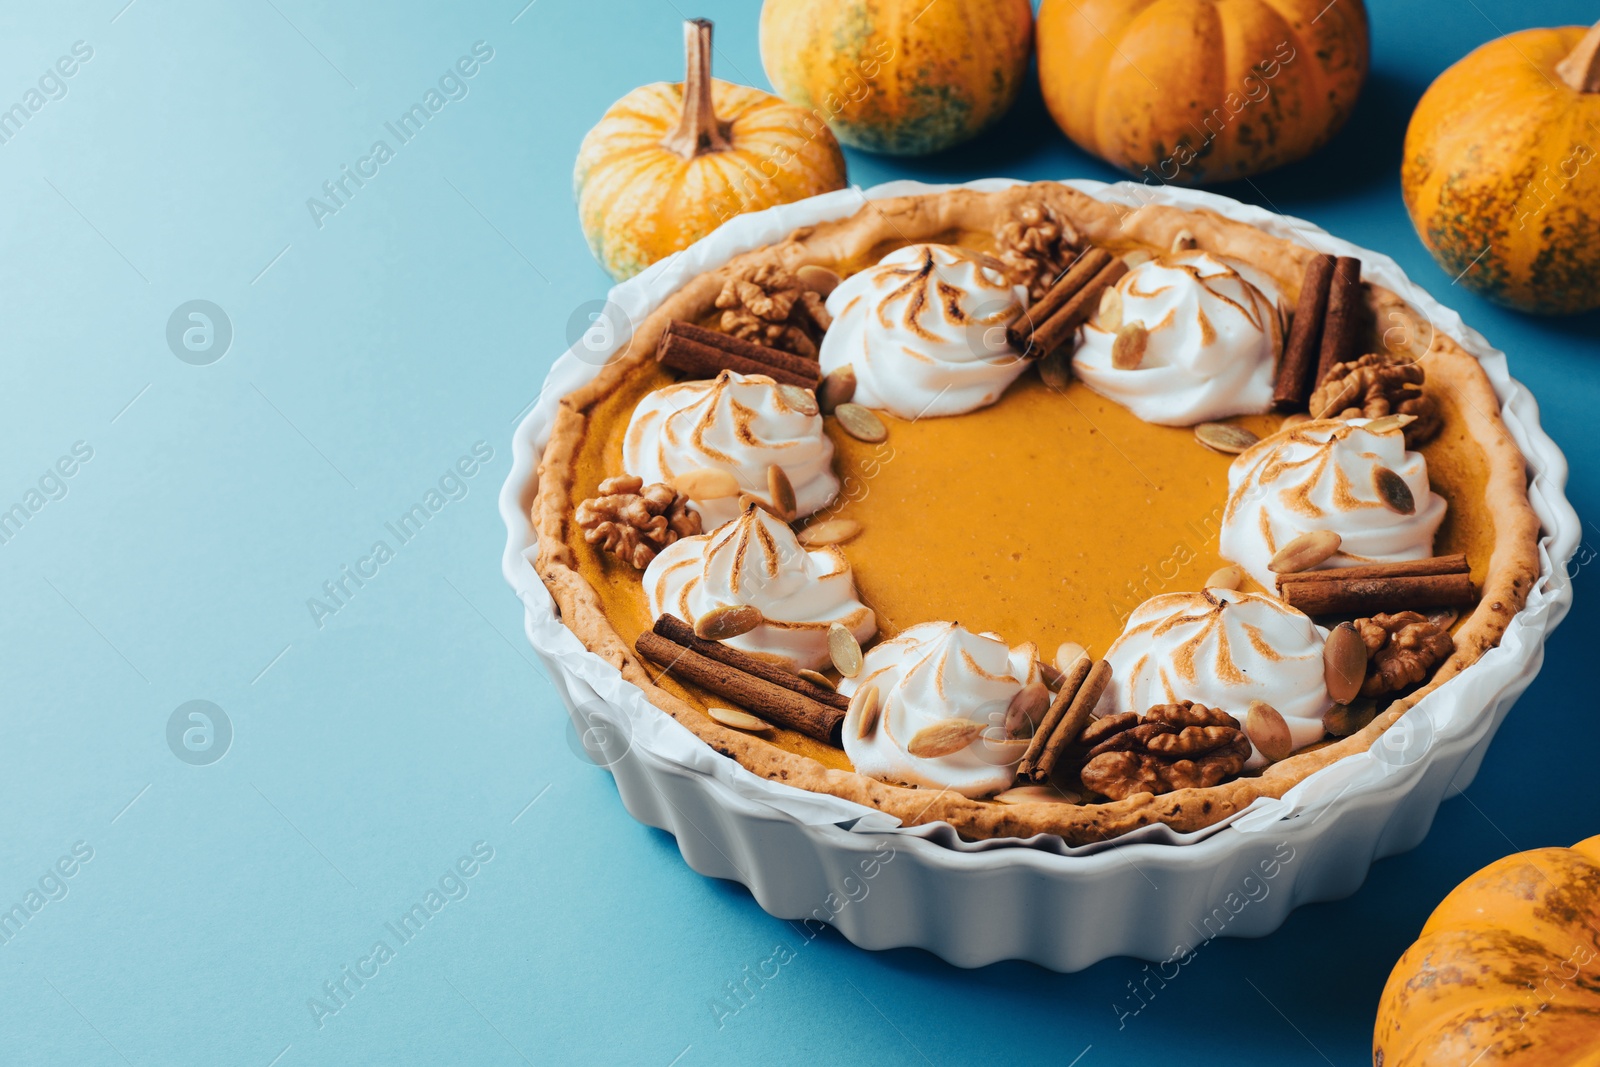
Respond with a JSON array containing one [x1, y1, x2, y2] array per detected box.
[[1097, 589, 1330, 762], [622, 370, 839, 528], [840, 622, 1042, 798], [1220, 418, 1448, 590], [1074, 251, 1284, 426], [818, 244, 1030, 419], [644, 504, 876, 671]]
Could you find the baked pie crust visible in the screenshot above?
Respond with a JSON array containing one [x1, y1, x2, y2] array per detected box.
[[532, 182, 1541, 845]]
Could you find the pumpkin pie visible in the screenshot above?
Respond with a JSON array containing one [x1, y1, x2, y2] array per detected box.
[[532, 182, 1541, 845]]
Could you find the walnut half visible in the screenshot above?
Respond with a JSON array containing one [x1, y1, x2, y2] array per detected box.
[[1078, 702, 1252, 801], [996, 201, 1081, 303], [1353, 612, 1454, 697], [714, 263, 831, 358], [575, 476, 700, 569], [1310, 353, 1441, 447]]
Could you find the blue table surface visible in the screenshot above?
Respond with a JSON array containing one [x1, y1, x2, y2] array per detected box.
[[3, 0, 1596, 1063]]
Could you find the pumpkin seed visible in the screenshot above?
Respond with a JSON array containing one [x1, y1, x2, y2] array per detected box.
[[1096, 284, 1124, 331], [828, 622, 863, 678], [818, 366, 856, 414], [777, 383, 819, 417], [1245, 700, 1293, 763], [739, 493, 786, 520], [1111, 323, 1149, 369], [675, 467, 740, 500], [1039, 348, 1073, 390], [797, 668, 836, 691], [797, 518, 861, 547], [1205, 564, 1244, 591], [1005, 682, 1051, 739], [833, 402, 887, 443], [1374, 466, 1416, 515], [994, 785, 1081, 805], [695, 603, 763, 641], [1425, 606, 1460, 631], [1054, 641, 1088, 674], [767, 464, 797, 520], [1363, 413, 1417, 436], [1268, 530, 1342, 574], [1195, 422, 1260, 454], [1323, 701, 1376, 738], [708, 706, 772, 733], [1282, 412, 1312, 429], [851, 684, 881, 740], [1122, 249, 1154, 268], [796, 264, 841, 297], [907, 717, 986, 758], [1171, 229, 1197, 252], [1323, 622, 1369, 705]]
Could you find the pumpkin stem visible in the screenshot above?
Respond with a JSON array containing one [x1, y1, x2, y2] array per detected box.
[[1555, 19, 1600, 93], [660, 18, 733, 158]]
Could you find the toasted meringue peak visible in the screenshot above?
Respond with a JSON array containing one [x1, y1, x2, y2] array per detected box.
[[819, 244, 1030, 419], [1097, 589, 1330, 765], [1074, 251, 1284, 426], [839, 621, 1042, 797], [645, 505, 875, 672], [623, 370, 839, 528], [1220, 418, 1447, 589]]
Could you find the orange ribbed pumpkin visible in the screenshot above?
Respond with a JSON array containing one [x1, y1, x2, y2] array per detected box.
[[1401, 21, 1600, 315], [1374, 835, 1600, 1065], [574, 19, 847, 281], [1036, 0, 1368, 184], [759, 0, 1034, 156]]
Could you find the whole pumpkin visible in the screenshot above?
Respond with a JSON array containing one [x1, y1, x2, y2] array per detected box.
[[1401, 21, 1600, 315], [759, 0, 1034, 156], [1374, 835, 1600, 1065], [574, 19, 848, 281], [1036, 0, 1369, 184]]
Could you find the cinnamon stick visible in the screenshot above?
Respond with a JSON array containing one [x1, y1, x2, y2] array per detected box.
[[657, 320, 820, 389], [1278, 572, 1475, 617], [1276, 554, 1468, 590], [635, 630, 845, 742], [1014, 258, 1130, 360], [653, 614, 848, 710], [1028, 659, 1113, 785], [1314, 256, 1366, 386], [1016, 655, 1093, 781], [1272, 253, 1337, 411], [1007, 248, 1109, 347]]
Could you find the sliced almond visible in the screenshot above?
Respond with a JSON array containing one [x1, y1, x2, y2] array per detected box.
[[674, 467, 740, 501], [993, 785, 1081, 806], [828, 622, 863, 679], [1171, 229, 1197, 253], [798, 518, 861, 547], [1004, 682, 1051, 739], [1205, 564, 1244, 591], [1122, 249, 1154, 268], [1111, 323, 1149, 370], [1363, 413, 1417, 435], [1054, 641, 1088, 674], [767, 464, 797, 520], [1096, 285, 1124, 331], [695, 603, 763, 641], [1039, 348, 1073, 390], [1323, 701, 1376, 738], [907, 717, 986, 758], [797, 668, 836, 691], [818, 366, 856, 414], [1195, 422, 1260, 454], [1323, 622, 1369, 705], [833, 402, 887, 443], [1268, 530, 1341, 574], [1245, 700, 1293, 763], [851, 684, 881, 740], [1374, 466, 1416, 515], [777, 384, 819, 417], [708, 706, 772, 733], [796, 264, 841, 297]]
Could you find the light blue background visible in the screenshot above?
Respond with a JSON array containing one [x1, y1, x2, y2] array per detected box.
[[1, 1, 1595, 1063]]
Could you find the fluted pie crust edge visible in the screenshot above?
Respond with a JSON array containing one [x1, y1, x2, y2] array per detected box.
[[533, 182, 1542, 845]]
